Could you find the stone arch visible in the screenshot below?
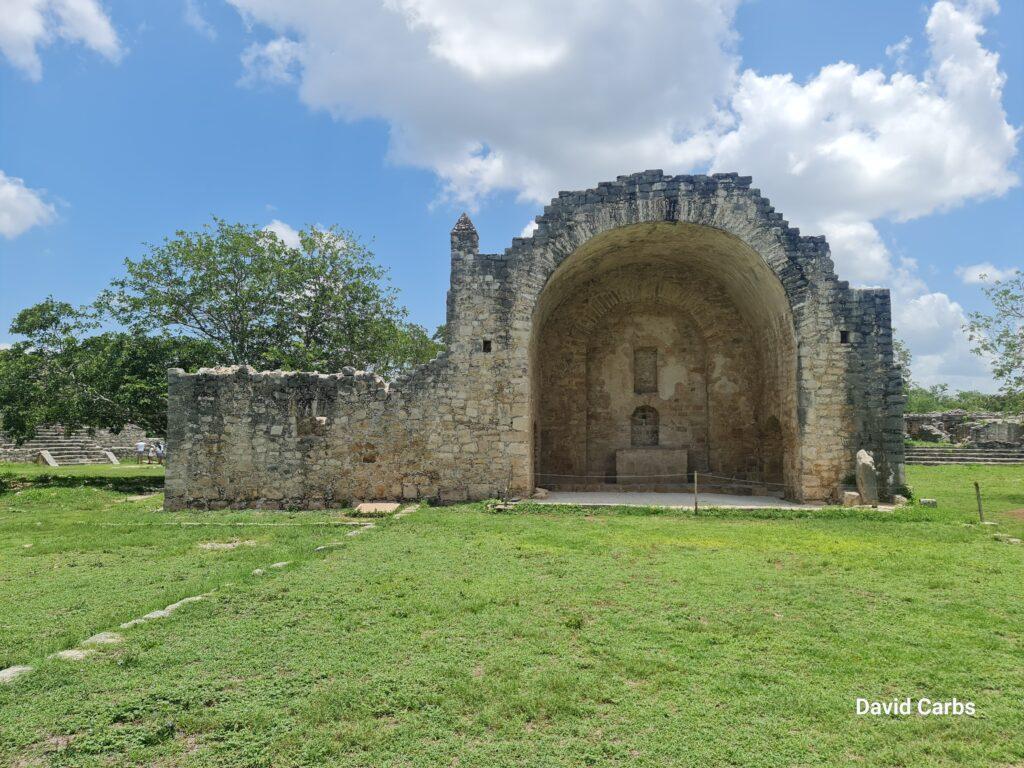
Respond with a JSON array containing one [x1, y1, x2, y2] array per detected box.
[[532, 254, 789, 489], [500, 173, 830, 498]]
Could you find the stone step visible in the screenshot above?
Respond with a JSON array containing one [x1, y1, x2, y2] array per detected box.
[[906, 449, 1024, 457], [906, 449, 1024, 455], [907, 459, 1024, 465], [906, 454, 1024, 460]]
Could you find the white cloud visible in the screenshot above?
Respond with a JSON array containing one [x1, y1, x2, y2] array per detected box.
[[956, 262, 1020, 284], [184, 0, 216, 40], [701, 0, 1016, 391], [228, 0, 740, 204], [519, 220, 538, 239], [0, 170, 56, 238], [239, 36, 301, 86], [0, 0, 121, 81], [894, 291, 994, 390], [707, 1, 1017, 278], [885, 36, 912, 70], [229, 0, 1017, 391], [264, 219, 300, 248]]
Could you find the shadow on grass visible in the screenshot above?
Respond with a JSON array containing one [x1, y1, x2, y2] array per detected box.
[[0, 473, 164, 495]]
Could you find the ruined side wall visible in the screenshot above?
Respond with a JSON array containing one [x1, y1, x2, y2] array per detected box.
[[165, 359, 518, 509], [166, 214, 532, 510], [839, 287, 906, 493]]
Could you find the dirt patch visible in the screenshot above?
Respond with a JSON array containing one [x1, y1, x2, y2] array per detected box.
[[1004, 508, 1024, 521]]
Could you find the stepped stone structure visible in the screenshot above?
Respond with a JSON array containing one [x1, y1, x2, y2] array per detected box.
[[0, 424, 151, 465], [165, 171, 906, 510]]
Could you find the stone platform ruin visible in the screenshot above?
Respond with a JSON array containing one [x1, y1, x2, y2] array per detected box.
[[165, 171, 905, 509]]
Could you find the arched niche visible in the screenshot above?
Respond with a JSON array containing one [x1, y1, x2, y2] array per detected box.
[[529, 221, 800, 494]]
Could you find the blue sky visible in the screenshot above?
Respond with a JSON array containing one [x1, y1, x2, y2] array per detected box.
[[0, 0, 1021, 390]]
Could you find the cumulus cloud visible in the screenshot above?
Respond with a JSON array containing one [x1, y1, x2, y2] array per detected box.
[[228, 0, 740, 203], [184, 0, 216, 40], [701, 0, 1017, 389], [239, 36, 301, 86], [956, 262, 1020, 284], [264, 218, 300, 248], [885, 36, 912, 70], [229, 0, 1017, 389], [0, 170, 56, 238], [0, 0, 121, 81], [894, 291, 995, 391]]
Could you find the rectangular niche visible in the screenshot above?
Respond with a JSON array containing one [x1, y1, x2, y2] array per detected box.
[[633, 347, 658, 394]]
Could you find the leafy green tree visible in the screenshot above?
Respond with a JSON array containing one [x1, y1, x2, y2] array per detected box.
[[0, 299, 216, 442], [99, 219, 439, 376], [904, 383, 1023, 414], [965, 269, 1023, 398]]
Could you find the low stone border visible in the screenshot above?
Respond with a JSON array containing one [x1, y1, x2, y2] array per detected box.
[[2, 503, 420, 685]]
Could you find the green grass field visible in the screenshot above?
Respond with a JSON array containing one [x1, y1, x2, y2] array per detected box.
[[0, 463, 1022, 767]]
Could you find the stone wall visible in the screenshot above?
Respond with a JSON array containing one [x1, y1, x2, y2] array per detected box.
[[165, 360, 520, 509], [905, 411, 1023, 446], [166, 171, 905, 508]]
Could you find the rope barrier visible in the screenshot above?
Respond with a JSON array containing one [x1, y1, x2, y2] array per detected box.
[[534, 470, 787, 488]]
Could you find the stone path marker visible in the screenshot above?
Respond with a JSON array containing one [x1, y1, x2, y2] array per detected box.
[[121, 594, 209, 628], [252, 561, 289, 575], [81, 631, 124, 647], [198, 540, 255, 550], [1, 499, 427, 687], [0, 665, 33, 684], [355, 502, 401, 515], [394, 504, 420, 519], [50, 649, 94, 661]]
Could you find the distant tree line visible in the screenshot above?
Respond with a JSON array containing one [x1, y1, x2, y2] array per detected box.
[[0, 219, 443, 442]]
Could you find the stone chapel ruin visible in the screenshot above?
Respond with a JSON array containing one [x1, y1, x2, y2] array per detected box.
[[165, 171, 905, 509]]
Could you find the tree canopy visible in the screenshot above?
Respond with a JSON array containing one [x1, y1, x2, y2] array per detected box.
[[99, 219, 440, 376], [0, 299, 217, 442], [965, 269, 1023, 399], [1, 219, 443, 442]]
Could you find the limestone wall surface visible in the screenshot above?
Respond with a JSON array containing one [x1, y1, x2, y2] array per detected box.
[[166, 171, 905, 508]]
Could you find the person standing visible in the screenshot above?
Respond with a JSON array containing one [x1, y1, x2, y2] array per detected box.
[[134, 439, 147, 464]]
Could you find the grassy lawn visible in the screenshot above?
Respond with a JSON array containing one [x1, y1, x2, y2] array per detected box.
[[0, 464, 1021, 766]]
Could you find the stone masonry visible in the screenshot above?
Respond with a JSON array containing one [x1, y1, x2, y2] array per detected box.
[[165, 171, 905, 509]]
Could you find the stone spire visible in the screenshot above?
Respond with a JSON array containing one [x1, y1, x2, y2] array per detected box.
[[450, 212, 478, 253]]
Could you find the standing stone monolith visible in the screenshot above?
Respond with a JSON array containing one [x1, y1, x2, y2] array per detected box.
[[855, 449, 879, 504]]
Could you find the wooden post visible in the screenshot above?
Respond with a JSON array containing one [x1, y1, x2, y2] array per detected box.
[[974, 481, 984, 523], [694, 472, 699, 515]]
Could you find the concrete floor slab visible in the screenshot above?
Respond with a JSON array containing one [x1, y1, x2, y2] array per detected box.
[[535, 490, 823, 509]]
